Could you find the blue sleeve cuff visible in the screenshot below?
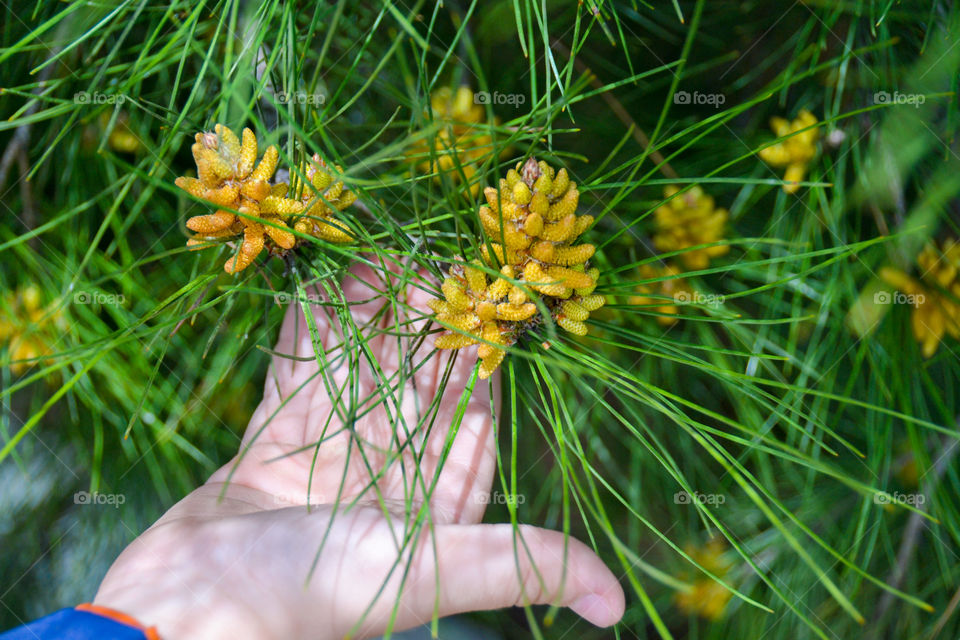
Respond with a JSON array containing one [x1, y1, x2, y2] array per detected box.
[[0, 607, 153, 639]]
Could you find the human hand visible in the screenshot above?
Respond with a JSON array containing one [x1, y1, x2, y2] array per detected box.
[[94, 262, 625, 639]]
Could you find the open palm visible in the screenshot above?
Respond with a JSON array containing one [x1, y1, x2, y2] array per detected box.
[[95, 264, 624, 639]]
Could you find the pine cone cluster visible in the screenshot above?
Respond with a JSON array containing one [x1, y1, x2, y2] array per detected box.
[[757, 109, 819, 194], [431, 158, 606, 378], [270, 153, 357, 244], [629, 263, 691, 327], [0, 286, 64, 375], [653, 185, 729, 270], [880, 239, 960, 357], [674, 539, 734, 621], [176, 125, 357, 273], [410, 86, 505, 196]]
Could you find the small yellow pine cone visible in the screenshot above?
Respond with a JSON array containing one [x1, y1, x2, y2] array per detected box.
[[202, 184, 241, 207], [557, 317, 588, 336], [575, 279, 599, 297], [529, 191, 550, 217], [175, 125, 302, 272], [502, 222, 533, 250], [237, 127, 257, 177], [479, 348, 506, 379], [476, 301, 498, 322], [560, 300, 590, 322], [261, 195, 304, 215], [497, 302, 537, 322], [464, 262, 487, 294], [196, 146, 234, 183], [512, 181, 532, 205], [263, 219, 296, 250], [539, 214, 576, 243], [311, 170, 334, 193], [322, 180, 344, 202], [187, 209, 235, 233], [187, 237, 210, 250], [758, 144, 792, 166], [483, 187, 502, 212], [545, 265, 595, 290], [479, 205, 504, 237], [215, 124, 242, 159], [312, 218, 354, 243], [477, 321, 504, 359], [508, 285, 528, 305], [438, 312, 481, 332], [189, 225, 237, 242], [527, 239, 555, 264], [523, 262, 568, 298], [487, 274, 513, 300], [523, 212, 544, 237], [285, 156, 359, 245], [533, 173, 553, 195], [175, 176, 206, 199], [442, 278, 472, 310], [430, 156, 603, 372], [877, 240, 960, 357], [409, 86, 509, 195], [547, 188, 579, 221], [553, 244, 595, 267], [572, 215, 594, 238], [241, 179, 272, 201], [224, 225, 265, 273], [427, 299, 454, 314], [578, 294, 607, 311], [250, 146, 279, 182], [783, 163, 806, 194], [550, 169, 570, 198], [435, 333, 479, 349]]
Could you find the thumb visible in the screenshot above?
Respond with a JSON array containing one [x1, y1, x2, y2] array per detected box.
[[418, 523, 625, 627]]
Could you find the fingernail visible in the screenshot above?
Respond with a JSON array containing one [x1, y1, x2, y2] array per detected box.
[[571, 593, 615, 627]]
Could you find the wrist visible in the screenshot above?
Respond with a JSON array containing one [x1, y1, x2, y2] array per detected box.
[[94, 520, 276, 640], [94, 583, 270, 640]]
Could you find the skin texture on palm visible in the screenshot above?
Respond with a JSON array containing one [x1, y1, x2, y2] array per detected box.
[[94, 264, 625, 639]]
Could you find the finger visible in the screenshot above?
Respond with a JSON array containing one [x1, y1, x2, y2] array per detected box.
[[364, 261, 437, 377], [416, 523, 625, 627], [269, 261, 392, 398], [425, 350, 496, 524], [266, 301, 332, 398], [408, 260, 500, 523], [337, 260, 396, 337]]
